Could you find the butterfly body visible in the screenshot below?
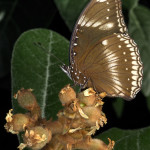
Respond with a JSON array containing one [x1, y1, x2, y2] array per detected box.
[[61, 0, 143, 100]]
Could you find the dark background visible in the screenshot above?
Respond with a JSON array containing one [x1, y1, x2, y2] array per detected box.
[[1, 0, 150, 149]]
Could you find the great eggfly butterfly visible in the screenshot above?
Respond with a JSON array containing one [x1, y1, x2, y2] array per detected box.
[[61, 0, 143, 100]]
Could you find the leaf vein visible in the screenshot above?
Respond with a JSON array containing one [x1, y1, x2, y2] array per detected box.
[[41, 31, 53, 118]]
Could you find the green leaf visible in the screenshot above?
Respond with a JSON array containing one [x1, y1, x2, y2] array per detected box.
[[54, 0, 89, 31], [112, 98, 124, 118], [122, 0, 138, 10], [0, 31, 11, 77], [12, 28, 71, 120], [97, 127, 150, 149], [146, 96, 150, 112], [0, 0, 57, 78], [128, 5, 150, 97], [0, 0, 19, 77]]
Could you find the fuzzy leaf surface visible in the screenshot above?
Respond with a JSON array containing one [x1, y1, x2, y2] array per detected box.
[[12, 29, 71, 120]]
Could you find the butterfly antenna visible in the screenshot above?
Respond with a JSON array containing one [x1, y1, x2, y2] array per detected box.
[[33, 42, 66, 66]]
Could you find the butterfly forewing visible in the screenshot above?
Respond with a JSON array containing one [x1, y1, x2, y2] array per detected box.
[[68, 0, 143, 100], [70, 0, 127, 63]]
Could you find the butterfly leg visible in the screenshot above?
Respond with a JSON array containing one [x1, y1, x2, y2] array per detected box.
[[79, 77, 91, 92]]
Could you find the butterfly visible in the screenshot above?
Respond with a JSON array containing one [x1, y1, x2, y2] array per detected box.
[[61, 0, 143, 100]]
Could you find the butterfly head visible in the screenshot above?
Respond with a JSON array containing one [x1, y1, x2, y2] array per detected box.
[[60, 64, 72, 80]]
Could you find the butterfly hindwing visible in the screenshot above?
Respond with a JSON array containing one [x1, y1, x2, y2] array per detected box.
[[80, 33, 143, 99]]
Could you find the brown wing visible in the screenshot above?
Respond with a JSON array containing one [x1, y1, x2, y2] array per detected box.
[[78, 33, 143, 100], [70, 0, 127, 65]]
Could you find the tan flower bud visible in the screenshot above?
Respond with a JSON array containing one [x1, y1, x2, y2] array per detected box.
[[99, 92, 107, 98], [23, 126, 52, 150], [5, 109, 32, 133], [81, 106, 102, 126], [78, 88, 96, 106], [74, 138, 115, 150], [15, 88, 37, 111], [59, 85, 76, 105]]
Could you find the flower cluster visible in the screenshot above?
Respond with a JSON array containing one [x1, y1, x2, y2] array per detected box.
[[5, 85, 115, 150]]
